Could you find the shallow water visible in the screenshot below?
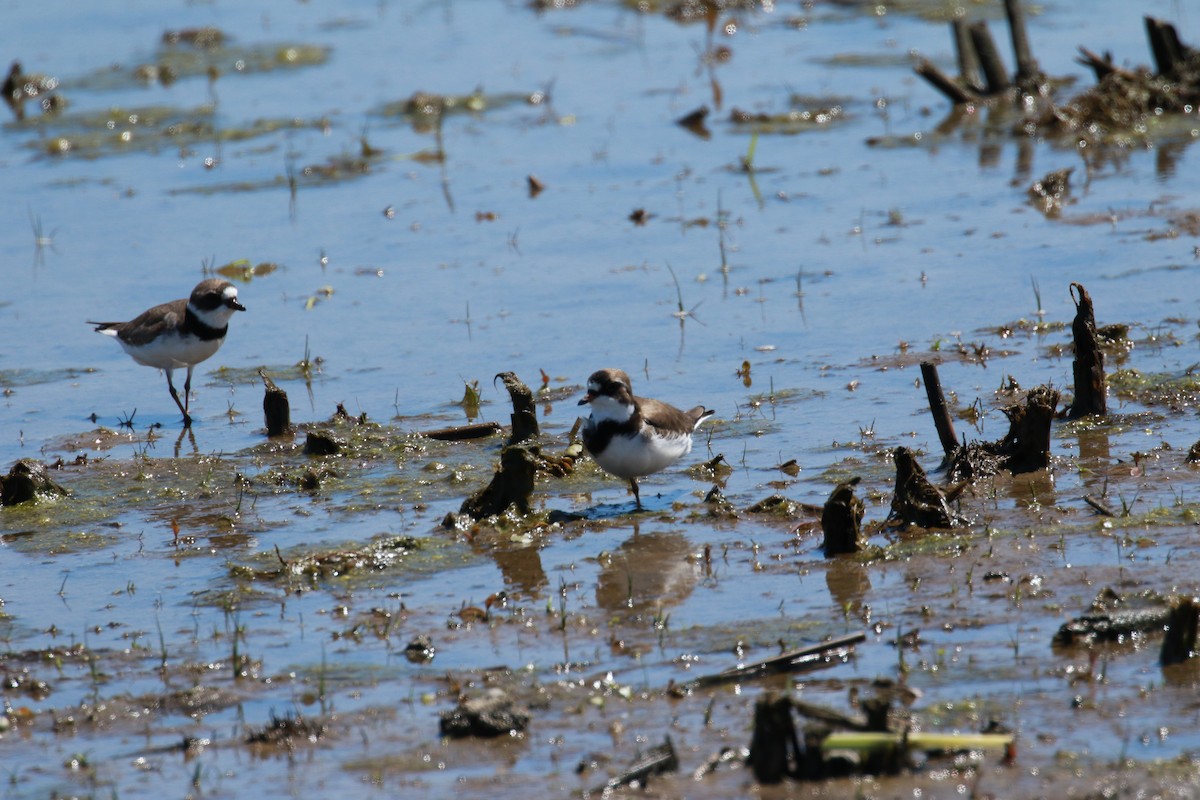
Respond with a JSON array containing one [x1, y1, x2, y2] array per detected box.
[[2, 0, 1200, 797]]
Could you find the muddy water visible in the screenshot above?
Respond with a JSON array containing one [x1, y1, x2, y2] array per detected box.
[[2, 0, 1200, 797]]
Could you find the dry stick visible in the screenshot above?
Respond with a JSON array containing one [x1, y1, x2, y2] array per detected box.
[[952, 18, 984, 92], [1003, 0, 1040, 82], [424, 422, 501, 441], [914, 59, 976, 105], [920, 362, 959, 460], [969, 21, 1011, 94], [1082, 493, 1116, 517], [1076, 47, 1137, 81], [688, 633, 866, 690]]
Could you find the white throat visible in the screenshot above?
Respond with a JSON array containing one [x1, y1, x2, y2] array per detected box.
[[588, 394, 634, 424], [190, 299, 237, 329]]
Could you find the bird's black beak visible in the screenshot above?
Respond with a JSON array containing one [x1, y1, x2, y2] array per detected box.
[[228, 297, 246, 312], [578, 392, 595, 406]]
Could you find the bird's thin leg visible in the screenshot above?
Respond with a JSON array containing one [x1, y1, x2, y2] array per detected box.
[[165, 369, 192, 427], [630, 478, 642, 510], [183, 365, 194, 415]]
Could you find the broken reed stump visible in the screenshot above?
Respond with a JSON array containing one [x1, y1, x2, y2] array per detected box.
[[888, 447, 963, 529], [969, 20, 1011, 95], [1160, 597, 1200, 666], [947, 385, 1060, 481], [494, 371, 538, 445], [1066, 282, 1107, 419], [258, 369, 290, 436], [920, 362, 959, 460], [458, 443, 537, 520], [996, 384, 1060, 473], [821, 477, 864, 557], [1145, 16, 1188, 78], [1003, 0, 1041, 84]]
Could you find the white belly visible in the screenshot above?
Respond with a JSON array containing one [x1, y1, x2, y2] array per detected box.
[[593, 430, 693, 479], [120, 333, 224, 370]]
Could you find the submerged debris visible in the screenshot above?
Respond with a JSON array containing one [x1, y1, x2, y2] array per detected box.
[[403, 635, 435, 664], [245, 710, 325, 748], [303, 431, 341, 455], [1028, 167, 1074, 217], [236, 536, 421, 584], [1, 460, 68, 506], [1053, 589, 1172, 648], [586, 737, 678, 796], [746, 494, 814, 518], [438, 688, 529, 738]]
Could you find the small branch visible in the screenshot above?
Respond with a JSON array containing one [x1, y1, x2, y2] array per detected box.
[[914, 58, 977, 105], [423, 422, 502, 441], [687, 633, 865, 690], [1082, 493, 1116, 517]]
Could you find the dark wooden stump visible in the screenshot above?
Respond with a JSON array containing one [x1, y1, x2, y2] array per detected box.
[[821, 477, 864, 557], [1, 459, 68, 506], [968, 21, 1011, 94], [303, 431, 341, 456], [1000, 386, 1060, 473], [259, 369, 290, 436], [1067, 282, 1107, 419], [1160, 597, 1200, 666], [459, 443, 538, 520], [747, 693, 803, 784], [888, 447, 962, 528]]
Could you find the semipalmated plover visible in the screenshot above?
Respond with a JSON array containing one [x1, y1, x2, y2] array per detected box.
[[578, 368, 714, 508], [89, 279, 245, 426]]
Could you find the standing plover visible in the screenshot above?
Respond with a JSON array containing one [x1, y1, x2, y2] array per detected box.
[[578, 368, 714, 508], [89, 279, 245, 426]]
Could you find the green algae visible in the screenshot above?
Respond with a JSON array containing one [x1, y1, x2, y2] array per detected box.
[[1108, 368, 1200, 407]]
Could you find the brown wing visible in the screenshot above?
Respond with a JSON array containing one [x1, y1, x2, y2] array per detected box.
[[638, 396, 702, 435], [110, 299, 187, 346]]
